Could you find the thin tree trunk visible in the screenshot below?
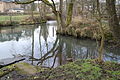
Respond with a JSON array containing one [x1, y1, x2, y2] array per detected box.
[[96, 0, 105, 62]]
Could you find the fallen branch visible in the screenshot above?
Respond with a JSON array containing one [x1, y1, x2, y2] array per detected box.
[[0, 58, 25, 69]]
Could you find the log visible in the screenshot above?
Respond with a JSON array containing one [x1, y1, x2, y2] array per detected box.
[[0, 58, 25, 68]]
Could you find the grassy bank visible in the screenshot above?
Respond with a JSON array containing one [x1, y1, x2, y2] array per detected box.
[[31, 59, 120, 80], [0, 15, 30, 21], [0, 15, 44, 26], [0, 65, 15, 77], [57, 17, 114, 43], [0, 14, 55, 26], [1, 59, 119, 80]]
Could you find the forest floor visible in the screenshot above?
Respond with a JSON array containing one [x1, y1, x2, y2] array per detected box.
[[0, 59, 120, 80]]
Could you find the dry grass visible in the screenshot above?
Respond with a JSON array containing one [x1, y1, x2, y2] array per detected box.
[[57, 17, 114, 42]]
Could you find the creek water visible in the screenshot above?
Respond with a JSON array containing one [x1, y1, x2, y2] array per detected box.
[[0, 21, 120, 67]]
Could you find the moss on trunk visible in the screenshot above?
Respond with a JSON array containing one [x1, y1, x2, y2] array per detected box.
[[66, 1, 74, 27]]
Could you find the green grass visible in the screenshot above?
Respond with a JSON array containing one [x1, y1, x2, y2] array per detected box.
[[32, 59, 120, 80], [1, 59, 120, 80], [0, 15, 28, 21], [0, 14, 52, 26], [0, 14, 41, 26], [0, 15, 39, 21], [0, 65, 15, 77]]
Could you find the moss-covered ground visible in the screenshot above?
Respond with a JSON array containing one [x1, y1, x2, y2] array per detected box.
[[0, 64, 15, 77], [0, 59, 120, 80], [25, 59, 120, 80]]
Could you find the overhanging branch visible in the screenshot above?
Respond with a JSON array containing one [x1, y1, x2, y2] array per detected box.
[[14, 0, 57, 14], [41, 0, 53, 7], [51, 0, 56, 11], [14, 0, 36, 4], [14, 0, 52, 7]]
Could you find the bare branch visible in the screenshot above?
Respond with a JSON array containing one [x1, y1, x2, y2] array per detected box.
[[51, 0, 57, 11], [14, 0, 36, 4], [41, 0, 53, 7]]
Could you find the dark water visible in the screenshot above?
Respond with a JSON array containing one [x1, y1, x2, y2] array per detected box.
[[0, 21, 120, 67]]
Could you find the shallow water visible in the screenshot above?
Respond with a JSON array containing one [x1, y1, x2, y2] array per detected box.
[[0, 21, 120, 67]]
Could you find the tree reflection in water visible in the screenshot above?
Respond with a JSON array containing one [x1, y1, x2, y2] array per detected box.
[[0, 21, 119, 67], [31, 26, 35, 65], [30, 22, 120, 68]]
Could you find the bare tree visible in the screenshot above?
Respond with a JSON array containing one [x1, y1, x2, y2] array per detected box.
[[14, 0, 75, 31]]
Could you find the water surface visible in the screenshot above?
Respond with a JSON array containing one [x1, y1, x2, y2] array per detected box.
[[0, 21, 120, 67]]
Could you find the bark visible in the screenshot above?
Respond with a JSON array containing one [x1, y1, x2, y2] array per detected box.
[[40, 3, 46, 20], [66, 0, 74, 27], [31, 2, 34, 21], [56, 0, 75, 32], [96, 0, 105, 62], [56, 12, 62, 30], [106, 0, 120, 43], [59, 0, 65, 28], [92, 0, 96, 18], [15, 0, 75, 32]]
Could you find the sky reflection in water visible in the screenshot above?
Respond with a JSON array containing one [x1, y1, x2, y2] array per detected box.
[[0, 21, 120, 67]]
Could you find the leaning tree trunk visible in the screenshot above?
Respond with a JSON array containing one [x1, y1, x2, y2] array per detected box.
[[106, 0, 120, 43]]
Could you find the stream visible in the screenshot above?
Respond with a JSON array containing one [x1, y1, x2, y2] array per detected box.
[[0, 21, 120, 68]]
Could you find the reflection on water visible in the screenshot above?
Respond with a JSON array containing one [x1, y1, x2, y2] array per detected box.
[[0, 21, 120, 67]]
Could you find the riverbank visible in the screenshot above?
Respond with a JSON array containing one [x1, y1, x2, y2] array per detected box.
[[57, 17, 115, 44], [0, 15, 55, 26], [0, 20, 119, 80], [0, 59, 120, 80]]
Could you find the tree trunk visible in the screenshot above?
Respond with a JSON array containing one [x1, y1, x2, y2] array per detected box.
[[57, 0, 75, 33], [59, 0, 65, 28], [106, 0, 120, 43], [66, 0, 74, 27], [31, 2, 35, 21], [96, 0, 105, 62], [56, 0, 65, 31]]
